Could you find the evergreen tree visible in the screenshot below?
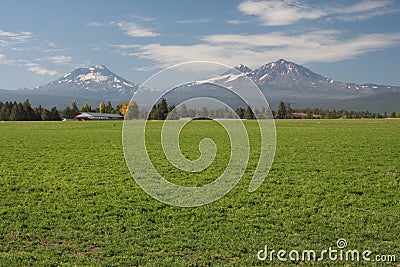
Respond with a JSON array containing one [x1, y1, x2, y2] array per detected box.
[[105, 101, 114, 113], [16, 103, 27, 120], [23, 100, 36, 120], [200, 106, 208, 117], [35, 105, 44, 120], [157, 98, 169, 120], [244, 106, 255, 119], [70, 100, 79, 114], [168, 105, 177, 120], [179, 104, 188, 118], [223, 107, 231, 118], [277, 101, 287, 119], [9, 105, 19, 121], [148, 105, 157, 120], [235, 107, 245, 119], [80, 102, 91, 112], [61, 106, 73, 119], [0, 104, 10, 121], [49, 106, 61, 121]]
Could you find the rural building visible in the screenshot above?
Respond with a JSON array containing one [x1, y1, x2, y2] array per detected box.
[[71, 112, 123, 121]]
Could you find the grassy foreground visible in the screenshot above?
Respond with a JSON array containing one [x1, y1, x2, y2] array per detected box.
[[0, 120, 399, 266]]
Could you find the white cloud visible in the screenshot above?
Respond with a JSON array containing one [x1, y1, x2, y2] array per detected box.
[[334, 0, 391, 14], [45, 41, 57, 47], [175, 18, 212, 24], [237, 0, 396, 25], [36, 55, 72, 65], [124, 31, 400, 68], [124, 14, 156, 22], [238, 0, 326, 26], [133, 66, 161, 72], [25, 63, 58, 76], [226, 19, 254, 25], [115, 21, 159, 37], [86, 21, 103, 27], [111, 44, 142, 49], [0, 29, 33, 43]]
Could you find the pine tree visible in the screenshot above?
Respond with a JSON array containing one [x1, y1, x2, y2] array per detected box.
[[49, 106, 61, 121], [235, 107, 245, 119], [277, 101, 287, 119], [61, 106, 73, 119], [80, 102, 91, 112], [179, 104, 188, 118], [35, 105, 44, 120], [168, 105, 177, 120], [105, 101, 114, 113], [157, 98, 168, 120], [199, 106, 208, 117], [0, 104, 10, 121], [148, 105, 157, 120], [9, 105, 19, 121], [244, 106, 255, 119], [23, 100, 36, 120]]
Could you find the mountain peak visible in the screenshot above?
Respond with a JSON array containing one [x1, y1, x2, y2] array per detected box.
[[28, 65, 138, 98], [234, 64, 252, 74], [90, 65, 107, 70], [252, 58, 325, 84]]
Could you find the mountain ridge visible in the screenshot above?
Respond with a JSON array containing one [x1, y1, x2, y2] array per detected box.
[[216, 59, 400, 97], [0, 60, 399, 112], [21, 65, 138, 99]]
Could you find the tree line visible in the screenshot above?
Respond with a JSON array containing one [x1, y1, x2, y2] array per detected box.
[[142, 99, 399, 120], [275, 101, 400, 119], [1, 99, 399, 121], [0, 100, 61, 121]]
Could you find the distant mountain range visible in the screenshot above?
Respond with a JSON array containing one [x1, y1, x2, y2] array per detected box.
[[202, 59, 400, 101], [0, 60, 399, 112]]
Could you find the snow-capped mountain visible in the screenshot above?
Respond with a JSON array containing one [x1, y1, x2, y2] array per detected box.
[[1, 60, 399, 112], [161, 59, 400, 111], [232, 64, 252, 74], [251, 59, 326, 85], [201, 59, 400, 99], [26, 65, 138, 99]]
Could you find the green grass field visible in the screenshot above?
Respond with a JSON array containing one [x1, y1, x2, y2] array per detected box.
[[0, 120, 399, 266]]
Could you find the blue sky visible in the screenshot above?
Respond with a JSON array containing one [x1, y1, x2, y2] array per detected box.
[[0, 0, 399, 89]]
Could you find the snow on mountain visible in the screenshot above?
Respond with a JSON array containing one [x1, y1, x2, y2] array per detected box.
[[27, 65, 138, 99], [7, 60, 399, 111], [234, 64, 252, 74], [200, 59, 400, 99], [251, 59, 326, 84]]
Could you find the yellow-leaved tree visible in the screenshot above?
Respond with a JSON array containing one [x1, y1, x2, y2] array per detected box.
[[120, 101, 139, 119], [99, 102, 106, 113]]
